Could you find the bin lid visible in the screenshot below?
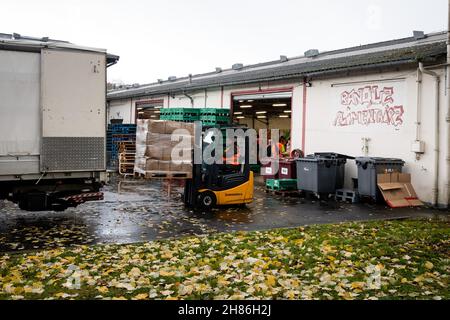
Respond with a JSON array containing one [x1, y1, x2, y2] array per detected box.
[[296, 157, 347, 165], [279, 158, 296, 163], [355, 157, 405, 165], [312, 152, 355, 160]]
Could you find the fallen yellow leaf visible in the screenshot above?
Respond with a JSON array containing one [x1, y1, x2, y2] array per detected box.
[[97, 286, 109, 293], [159, 270, 175, 277], [134, 293, 148, 300], [351, 282, 365, 290], [425, 261, 434, 270], [266, 275, 276, 287]]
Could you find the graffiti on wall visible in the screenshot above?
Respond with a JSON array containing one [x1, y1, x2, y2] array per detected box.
[[333, 85, 404, 127]]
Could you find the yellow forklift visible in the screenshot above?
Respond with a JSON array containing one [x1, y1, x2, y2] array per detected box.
[[183, 128, 254, 210]]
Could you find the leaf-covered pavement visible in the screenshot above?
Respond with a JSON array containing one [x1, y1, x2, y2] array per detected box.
[[0, 219, 449, 300]]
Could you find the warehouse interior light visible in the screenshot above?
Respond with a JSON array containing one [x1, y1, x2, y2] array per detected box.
[[284, 110, 292, 113], [137, 107, 143, 110], [138, 111, 144, 114], [154, 111, 161, 113], [233, 96, 291, 134]]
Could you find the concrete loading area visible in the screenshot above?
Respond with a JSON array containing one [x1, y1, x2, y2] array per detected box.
[[0, 176, 443, 254]]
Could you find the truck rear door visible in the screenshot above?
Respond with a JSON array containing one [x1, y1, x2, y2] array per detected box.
[[40, 49, 106, 172]]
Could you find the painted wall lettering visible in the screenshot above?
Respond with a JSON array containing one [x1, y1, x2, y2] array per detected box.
[[334, 85, 404, 127]]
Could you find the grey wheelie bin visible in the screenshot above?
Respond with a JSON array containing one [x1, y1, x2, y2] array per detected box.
[[296, 155, 348, 195], [355, 157, 405, 201]]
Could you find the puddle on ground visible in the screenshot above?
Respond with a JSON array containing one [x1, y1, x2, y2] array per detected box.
[[0, 176, 444, 253]]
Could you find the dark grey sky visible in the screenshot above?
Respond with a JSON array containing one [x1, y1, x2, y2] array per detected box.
[[1, 0, 447, 84]]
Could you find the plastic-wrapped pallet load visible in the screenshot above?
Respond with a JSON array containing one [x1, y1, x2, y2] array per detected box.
[[134, 120, 195, 178]]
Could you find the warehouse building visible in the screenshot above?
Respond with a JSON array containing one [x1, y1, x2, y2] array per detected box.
[[107, 31, 450, 208]]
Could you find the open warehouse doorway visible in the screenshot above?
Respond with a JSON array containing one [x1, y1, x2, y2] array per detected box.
[[231, 88, 293, 145], [135, 99, 164, 121]]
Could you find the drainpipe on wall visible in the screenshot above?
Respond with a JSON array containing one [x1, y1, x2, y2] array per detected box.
[[419, 62, 440, 207], [183, 91, 194, 107], [415, 68, 423, 161], [447, 0, 450, 208]]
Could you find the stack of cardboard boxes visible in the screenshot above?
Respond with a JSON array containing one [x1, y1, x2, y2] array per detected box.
[[134, 120, 195, 178]]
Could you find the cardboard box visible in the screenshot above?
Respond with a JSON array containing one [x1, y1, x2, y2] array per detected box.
[[144, 159, 192, 174], [158, 161, 171, 172], [377, 173, 424, 208], [145, 120, 196, 135], [181, 122, 196, 136], [170, 148, 193, 162], [134, 120, 196, 178], [145, 159, 160, 171], [145, 145, 172, 161], [170, 160, 193, 173], [147, 132, 194, 147], [135, 143, 147, 158]]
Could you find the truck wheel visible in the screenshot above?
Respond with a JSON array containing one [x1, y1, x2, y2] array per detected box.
[[18, 192, 48, 211], [197, 191, 217, 210]]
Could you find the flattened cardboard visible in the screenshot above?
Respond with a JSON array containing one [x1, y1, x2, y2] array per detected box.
[[377, 173, 424, 208], [378, 183, 403, 191]]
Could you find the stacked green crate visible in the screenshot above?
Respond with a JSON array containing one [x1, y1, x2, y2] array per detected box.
[[266, 179, 298, 191], [200, 108, 230, 126], [266, 179, 276, 190], [274, 179, 298, 191], [160, 108, 200, 122]]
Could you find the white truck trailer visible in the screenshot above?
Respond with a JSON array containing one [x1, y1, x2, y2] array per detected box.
[[0, 33, 119, 211]]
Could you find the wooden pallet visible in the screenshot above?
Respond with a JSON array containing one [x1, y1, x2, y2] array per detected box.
[[112, 140, 137, 175], [135, 171, 192, 180], [119, 166, 135, 175], [119, 150, 135, 175], [119, 156, 136, 162], [118, 146, 136, 153]]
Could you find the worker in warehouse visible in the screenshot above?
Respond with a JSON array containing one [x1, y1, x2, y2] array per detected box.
[[272, 136, 287, 157]]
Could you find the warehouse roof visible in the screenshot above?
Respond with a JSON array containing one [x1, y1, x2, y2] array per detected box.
[[108, 31, 447, 100], [0, 33, 119, 65]]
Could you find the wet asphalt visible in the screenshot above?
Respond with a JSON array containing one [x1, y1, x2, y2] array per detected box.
[[0, 175, 448, 253]]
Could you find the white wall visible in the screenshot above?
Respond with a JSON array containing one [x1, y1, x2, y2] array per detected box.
[[108, 99, 133, 123], [302, 69, 448, 206], [107, 69, 449, 205]]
